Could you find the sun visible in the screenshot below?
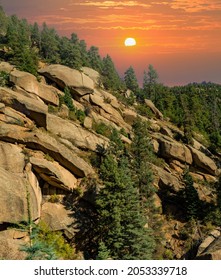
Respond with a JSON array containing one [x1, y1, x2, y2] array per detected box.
[[124, 37, 136, 47]]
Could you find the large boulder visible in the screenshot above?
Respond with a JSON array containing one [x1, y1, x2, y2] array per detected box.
[[82, 67, 101, 86], [0, 87, 48, 128], [0, 61, 14, 73], [155, 134, 193, 165], [0, 105, 34, 128], [89, 93, 131, 131], [94, 88, 121, 109], [39, 64, 94, 97], [144, 99, 163, 120], [41, 202, 75, 238], [0, 229, 27, 260], [153, 165, 183, 193], [196, 229, 221, 260], [0, 167, 40, 224], [10, 69, 59, 106], [0, 142, 25, 173], [189, 147, 218, 176], [122, 108, 137, 125], [30, 156, 78, 191], [0, 123, 95, 178], [47, 113, 108, 152]]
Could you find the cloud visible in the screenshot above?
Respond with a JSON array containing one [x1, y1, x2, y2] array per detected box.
[[70, 0, 151, 9], [170, 0, 221, 12]]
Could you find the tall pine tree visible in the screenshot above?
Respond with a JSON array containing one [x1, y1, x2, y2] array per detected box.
[[96, 130, 155, 259]]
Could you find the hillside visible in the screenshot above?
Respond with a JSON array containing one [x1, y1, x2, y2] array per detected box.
[[0, 6, 221, 260], [0, 60, 220, 260]]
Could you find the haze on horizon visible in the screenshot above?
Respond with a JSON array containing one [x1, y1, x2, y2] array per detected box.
[[1, 0, 221, 86]]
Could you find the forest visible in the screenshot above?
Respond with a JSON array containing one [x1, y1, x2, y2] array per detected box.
[[0, 6, 221, 260]]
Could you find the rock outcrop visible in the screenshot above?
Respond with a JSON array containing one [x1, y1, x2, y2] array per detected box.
[[189, 146, 218, 176], [0, 61, 220, 260], [39, 64, 94, 97], [155, 134, 193, 165], [196, 229, 221, 260], [145, 99, 164, 120], [0, 87, 48, 128], [47, 114, 109, 152], [0, 167, 40, 224], [10, 69, 59, 106]]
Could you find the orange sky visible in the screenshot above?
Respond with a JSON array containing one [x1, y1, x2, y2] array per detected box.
[[1, 0, 221, 85]]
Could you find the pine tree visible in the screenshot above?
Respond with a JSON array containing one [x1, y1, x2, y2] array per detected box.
[[40, 22, 60, 63], [0, 6, 8, 36], [102, 55, 123, 91], [88, 46, 103, 72], [5, 15, 38, 75], [131, 117, 162, 253], [58, 36, 82, 69], [124, 66, 140, 96], [96, 130, 155, 259], [143, 64, 159, 102], [183, 169, 200, 220]]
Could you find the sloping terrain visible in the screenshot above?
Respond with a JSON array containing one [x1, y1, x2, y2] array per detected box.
[[0, 61, 220, 259]]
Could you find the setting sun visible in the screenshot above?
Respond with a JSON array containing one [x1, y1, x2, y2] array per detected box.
[[124, 38, 136, 47]]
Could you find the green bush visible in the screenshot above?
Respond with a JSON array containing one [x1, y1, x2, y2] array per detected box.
[[136, 103, 154, 118], [76, 109, 86, 124], [93, 122, 112, 138], [0, 71, 9, 87]]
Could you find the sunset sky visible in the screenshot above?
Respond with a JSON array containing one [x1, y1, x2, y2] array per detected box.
[[1, 0, 221, 86]]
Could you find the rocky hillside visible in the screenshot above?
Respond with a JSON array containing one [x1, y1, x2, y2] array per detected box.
[[0, 61, 220, 260]]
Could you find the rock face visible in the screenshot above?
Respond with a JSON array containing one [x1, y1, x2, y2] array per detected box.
[[41, 202, 75, 238], [145, 99, 163, 120], [153, 165, 183, 193], [82, 67, 101, 86], [0, 87, 48, 128], [0, 61, 14, 73], [0, 167, 40, 224], [47, 114, 108, 152], [39, 64, 94, 97], [155, 134, 193, 165], [10, 69, 59, 106], [0, 62, 220, 260], [30, 156, 78, 191], [0, 142, 25, 173], [189, 146, 218, 176], [0, 229, 27, 260], [196, 229, 221, 260], [0, 123, 95, 177]]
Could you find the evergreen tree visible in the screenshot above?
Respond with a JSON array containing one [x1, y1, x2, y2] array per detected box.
[[124, 66, 140, 97], [131, 117, 162, 253], [30, 22, 41, 49], [79, 40, 90, 66], [88, 46, 103, 72], [58, 36, 82, 69], [183, 169, 200, 220], [0, 6, 8, 36], [40, 22, 60, 63], [143, 64, 159, 102], [102, 55, 123, 91], [5, 15, 38, 75], [96, 130, 155, 259]]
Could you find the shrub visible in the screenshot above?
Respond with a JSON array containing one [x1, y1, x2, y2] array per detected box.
[[93, 122, 112, 138], [0, 71, 9, 87]]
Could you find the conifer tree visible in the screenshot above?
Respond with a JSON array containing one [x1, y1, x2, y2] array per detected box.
[[102, 55, 123, 91], [40, 22, 60, 63], [88, 46, 103, 72], [143, 64, 159, 102], [96, 130, 155, 259], [124, 66, 140, 97], [183, 169, 200, 220], [131, 118, 162, 252]]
